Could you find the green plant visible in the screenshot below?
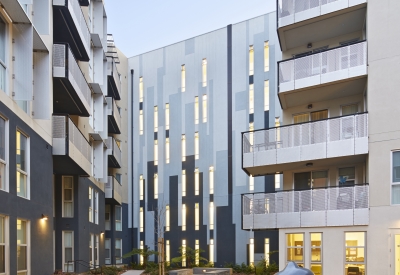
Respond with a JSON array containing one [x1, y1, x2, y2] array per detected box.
[[224, 262, 255, 274], [171, 246, 208, 268], [87, 265, 125, 275], [256, 257, 279, 275], [123, 247, 158, 268], [143, 261, 159, 275]]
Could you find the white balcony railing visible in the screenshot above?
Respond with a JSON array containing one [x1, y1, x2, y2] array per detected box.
[[243, 184, 369, 229], [105, 176, 122, 205], [243, 113, 368, 168], [279, 41, 367, 93], [107, 58, 121, 97], [107, 137, 121, 166], [278, 0, 367, 27]]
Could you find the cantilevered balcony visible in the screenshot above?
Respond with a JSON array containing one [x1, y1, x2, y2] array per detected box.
[[278, 41, 367, 109], [53, 115, 92, 176], [106, 97, 121, 134], [242, 184, 369, 230], [107, 57, 121, 100], [53, 44, 92, 117], [277, 0, 367, 51], [53, 0, 90, 61], [107, 137, 121, 168], [242, 113, 368, 176], [105, 176, 122, 205]]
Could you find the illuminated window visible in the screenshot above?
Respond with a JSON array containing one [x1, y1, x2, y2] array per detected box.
[[62, 176, 73, 218], [249, 84, 254, 114], [17, 219, 29, 274], [195, 168, 199, 195], [202, 59, 207, 87], [275, 174, 281, 190], [249, 45, 254, 75], [195, 240, 200, 265], [249, 122, 254, 148], [209, 166, 214, 194], [154, 173, 158, 199], [310, 233, 322, 275], [182, 204, 186, 231], [202, 94, 207, 123], [154, 140, 158, 165], [166, 138, 170, 163], [195, 132, 199, 159], [195, 96, 199, 124], [0, 220, 5, 273], [89, 187, 93, 222], [275, 117, 280, 147], [115, 206, 122, 231], [139, 110, 144, 135], [139, 77, 143, 102], [181, 65, 186, 92], [286, 233, 304, 265], [345, 232, 365, 275], [166, 205, 170, 231], [154, 106, 158, 132], [16, 131, 28, 199], [249, 175, 254, 191], [94, 191, 99, 224], [140, 241, 144, 265], [166, 240, 170, 265], [209, 239, 214, 264], [181, 135, 186, 161], [264, 42, 269, 72], [182, 240, 187, 267], [140, 175, 144, 200], [139, 208, 144, 232], [195, 203, 200, 230], [165, 103, 170, 130], [249, 238, 254, 266], [209, 202, 214, 230], [264, 80, 269, 111], [182, 170, 186, 197], [265, 238, 270, 265]]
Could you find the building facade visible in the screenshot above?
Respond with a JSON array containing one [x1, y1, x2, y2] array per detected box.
[[128, 13, 281, 267]]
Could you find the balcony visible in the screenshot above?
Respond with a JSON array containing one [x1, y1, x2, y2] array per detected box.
[[242, 184, 369, 230], [277, 0, 367, 51], [107, 58, 121, 100], [242, 113, 368, 176], [106, 97, 121, 134], [107, 137, 121, 168], [53, 0, 90, 61], [53, 44, 92, 116], [105, 176, 122, 205], [279, 41, 367, 109], [52, 115, 92, 176]]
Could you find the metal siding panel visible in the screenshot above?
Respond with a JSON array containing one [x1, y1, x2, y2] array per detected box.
[[32, 52, 50, 119]]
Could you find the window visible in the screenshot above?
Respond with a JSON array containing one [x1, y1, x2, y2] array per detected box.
[[182, 204, 186, 231], [115, 206, 122, 231], [339, 167, 355, 186], [0, 216, 7, 274], [181, 65, 186, 92], [393, 152, 400, 204], [182, 170, 186, 197], [202, 59, 207, 87], [89, 187, 93, 222], [139, 241, 144, 265], [195, 203, 199, 230], [115, 173, 122, 184], [249, 175, 254, 191], [209, 202, 214, 230], [62, 177, 73, 217], [345, 232, 365, 275], [209, 166, 214, 194], [139, 77, 143, 102], [165, 103, 170, 130], [139, 207, 144, 232], [181, 135, 186, 161], [195, 96, 199, 124], [195, 132, 199, 159], [63, 231, 73, 272], [195, 240, 200, 265], [140, 175, 144, 200], [249, 84, 254, 114], [264, 80, 269, 111], [154, 106, 158, 132], [16, 131, 28, 199], [105, 205, 110, 230], [17, 219, 28, 274], [265, 238, 270, 265], [105, 239, 111, 265], [249, 238, 254, 266], [182, 240, 187, 267], [166, 138, 170, 163], [264, 42, 269, 72], [249, 45, 254, 76], [166, 205, 170, 231], [0, 16, 6, 92], [249, 122, 254, 147], [195, 168, 199, 195], [139, 110, 144, 135], [166, 240, 170, 265], [115, 239, 122, 264], [154, 140, 158, 166], [294, 171, 328, 190], [202, 95, 207, 123], [275, 174, 281, 190], [286, 233, 304, 266], [311, 110, 328, 121], [89, 234, 93, 265], [154, 173, 158, 199], [294, 113, 309, 124], [275, 118, 281, 146], [94, 191, 98, 224], [209, 239, 214, 264], [310, 233, 322, 275], [0, 117, 6, 192], [342, 104, 358, 116], [294, 110, 328, 124]]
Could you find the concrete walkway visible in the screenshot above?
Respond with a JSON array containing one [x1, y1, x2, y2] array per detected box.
[[122, 270, 144, 275]]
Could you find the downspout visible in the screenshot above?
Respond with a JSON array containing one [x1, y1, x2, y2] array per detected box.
[[130, 69, 135, 263]]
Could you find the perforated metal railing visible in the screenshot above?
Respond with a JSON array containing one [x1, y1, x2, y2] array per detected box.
[[68, 118, 92, 163], [278, 41, 367, 92], [243, 113, 368, 154], [68, 0, 90, 54], [67, 46, 91, 107], [112, 60, 121, 94], [107, 137, 121, 165], [107, 97, 121, 129]]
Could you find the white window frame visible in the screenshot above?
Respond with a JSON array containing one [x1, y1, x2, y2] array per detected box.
[[165, 138, 170, 164], [154, 173, 158, 199], [286, 233, 304, 266], [181, 135, 186, 162], [310, 233, 322, 274], [264, 80, 269, 111], [202, 59, 207, 87], [62, 231, 73, 272], [105, 204, 111, 230], [209, 166, 214, 195], [115, 239, 122, 264], [195, 168, 199, 195], [165, 103, 170, 130], [115, 206, 122, 231], [105, 238, 111, 265], [344, 232, 366, 275], [182, 204, 186, 231], [264, 238, 270, 265], [16, 130, 29, 200], [249, 84, 254, 114], [0, 13, 9, 94], [209, 239, 214, 264], [340, 102, 359, 116], [182, 170, 186, 197], [338, 167, 356, 186], [166, 205, 170, 232], [195, 240, 200, 265], [95, 235, 99, 267], [195, 96, 199, 125], [154, 140, 158, 166], [209, 202, 214, 230], [166, 240, 170, 265], [182, 240, 187, 267], [89, 234, 93, 265], [0, 215, 9, 275], [249, 45, 254, 76], [139, 110, 144, 135], [154, 106, 158, 133], [94, 191, 98, 224], [264, 41, 269, 72], [89, 187, 93, 223], [181, 65, 186, 92], [0, 116, 8, 193], [17, 219, 29, 275], [139, 207, 144, 232], [62, 176, 73, 218], [139, 77, 143, 102], [249, 238, 254, 266], [139, 175, 144, 200], [195, 203, 199, 230], [195, 132, 199, 160], [392, 151, 400, 205]]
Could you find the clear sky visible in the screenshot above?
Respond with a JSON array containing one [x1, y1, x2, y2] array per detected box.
[[105, 0, 276, 58]]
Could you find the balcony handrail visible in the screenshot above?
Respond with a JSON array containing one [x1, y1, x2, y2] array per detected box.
[[67, 0, 90, 53], [242, 111, 368, 135]]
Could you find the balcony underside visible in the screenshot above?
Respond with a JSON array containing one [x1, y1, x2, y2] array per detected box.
[[53, 155, 89, 176], [107, 75, 121, 100], [53, 78, 90, 117], [108, 155, 121, 168], [278, 4, 366, 51], [53, 6, 89, 61], [78, 0, 89, 6], [108, 115, 121, 134], [105, 196, 122, 205], [279, 76, 367, 109]]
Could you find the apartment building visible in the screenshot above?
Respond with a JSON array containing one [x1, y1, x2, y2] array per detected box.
[[242, 0, 400, 274], [128, 13, 281, 266], [0, 0, 129, 274]]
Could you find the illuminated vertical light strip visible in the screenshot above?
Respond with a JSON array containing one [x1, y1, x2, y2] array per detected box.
[[139, 175, 144, 200], [249, 238, 254, 266], [181, 65, 186, 92], [195, 203, 199, 230], [182, 204, 186, 231], [209, 166, 214, 194], [154, 173, 158, 199], [202, 94, 207, 123], [195, 132, 199, 159], [181, 135, 186, 161], [182, 170, 186, 197], [139, 208, 143, 232], [195, 168, 199, 195], [166, 205, 170, 231], [209, 202, 214, 230], [195, 96, 199, 124]]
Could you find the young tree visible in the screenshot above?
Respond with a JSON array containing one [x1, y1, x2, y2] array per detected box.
[[171, 246, 208, 268], [151, 198, 168, 275], [123, 247, 158, 268]]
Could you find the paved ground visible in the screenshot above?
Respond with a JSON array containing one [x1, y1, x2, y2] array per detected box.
[[122, 270, 144, 275]]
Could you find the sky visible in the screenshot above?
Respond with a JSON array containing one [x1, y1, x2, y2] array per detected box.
[[105, 0, 276, 58]]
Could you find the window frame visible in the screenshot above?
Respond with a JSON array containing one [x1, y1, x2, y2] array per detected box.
[[182, 170, 186, 197], [338, 167, 356, 186], [310, 233, 323, 275], [194, 96, 199, 125], [202, 59, 207, 87], [115, 206, 122, 231], [89, 187, 93, 223], [181, 135, 186, 162], [0, 115, 8, 192], [181, 65, 186, 92], [16, 130, 29, 199], [154, 106, 158, 133], [249, 45, 254, 76], [194, 132, 199, 160], [264, 41, 269, 72], [286, 233, 304, 266], [105, 238, 111, 265], [165, 205, 170, 232], [115, 239, 122, 264], [341, 103, 359, 116], [344, 232, 366, 275], [391, 151, 400, 205], [139, 207, 144, 232], [209, 166, 214, 195], [62, 231, 73, 272], [194, 203, 199, 230], [194, 168, 199, 195], [139, 175, 144, 200], [0, 13, 9, 94], [94, 191, 98, 225], [165, 103, 170, 130], [154, 173, 158, 199], [182, 204, 186, 231], [17, 219, 29, 275], [0, 215, 9, 275], [62, 176, 74, 218], [209, 202, 214, 230], [105, 204, 111, 230], [202, 94, 207, 123], [264, 80, 269, 111], [165, 138, 170, 164]]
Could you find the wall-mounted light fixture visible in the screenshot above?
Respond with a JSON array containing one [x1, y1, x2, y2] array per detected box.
[[307, 43, 312, 48], [306, 163, 313, 167], [101, 231, 104, 235], [307, 104, 313, 109], [41, 214, 48, 220]]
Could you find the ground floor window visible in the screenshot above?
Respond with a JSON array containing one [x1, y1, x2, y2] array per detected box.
[[63, 231, 73, 272], [310, 233, 322, 275], [345, 232, 365, 275], [105, 239, 111, 265], [115, 239, 122, 264], [17, 219, 28, 275], [0, 216, 6, 274], [286, 233, 304, 267]]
